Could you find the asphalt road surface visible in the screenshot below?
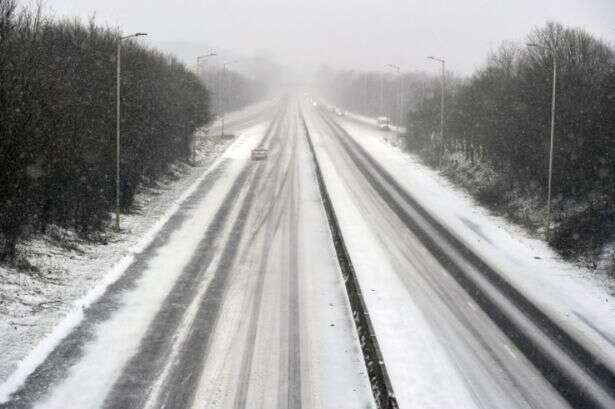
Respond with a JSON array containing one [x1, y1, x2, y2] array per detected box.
[[302, 102, 615, 409], [0, 99, 374, 409], [2, 96, 614, 409]]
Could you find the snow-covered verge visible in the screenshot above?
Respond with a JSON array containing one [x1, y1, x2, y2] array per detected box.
[[333, 114, 615, 365], [209, 98, 277, 132], [0, 103, 272, 383], [315, 98, 406, 135], [343, 111, 406, 135]]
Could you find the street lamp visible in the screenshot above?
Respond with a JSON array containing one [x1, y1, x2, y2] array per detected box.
[[427, 56, 446, 151], [386, 64, 404, 135], [220, 60, 239, 138], [527, 42, 557, 240], [196, 51, 217, 77], [380, 72, 385, 116], [116, 32, 147, 231]]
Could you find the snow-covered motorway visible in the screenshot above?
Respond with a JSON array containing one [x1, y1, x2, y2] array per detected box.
[[1, 96, 615, 409], [0, 99, 374, 408], [303, 102, 615, 409]]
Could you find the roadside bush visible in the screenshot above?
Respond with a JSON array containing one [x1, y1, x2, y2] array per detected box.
[[407, 23, 615, 258], [321, 22, 615, 262], [316, 67, 432, 127], [551, 207, 615, 261], [0, 0, 211, 259]]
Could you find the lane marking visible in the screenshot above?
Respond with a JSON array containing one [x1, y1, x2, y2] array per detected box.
[[502, 343, 517, 360]]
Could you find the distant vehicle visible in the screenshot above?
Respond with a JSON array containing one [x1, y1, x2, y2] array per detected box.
[[335, 108, 344, 116], [251, 148, 268, 161], [377, 116, 391, 131]]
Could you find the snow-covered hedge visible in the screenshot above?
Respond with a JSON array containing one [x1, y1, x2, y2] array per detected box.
[[0, 0, 211, 258]]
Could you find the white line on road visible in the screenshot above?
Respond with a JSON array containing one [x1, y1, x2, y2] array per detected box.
[[502, 343, 517, 360]]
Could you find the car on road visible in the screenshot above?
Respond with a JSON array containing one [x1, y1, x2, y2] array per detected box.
[[377, 116, 391, 131], [251, 148, 268, 160], [335, 108, 344, 116]]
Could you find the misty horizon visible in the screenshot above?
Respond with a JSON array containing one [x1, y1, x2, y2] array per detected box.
[[43, 0, 615, 76], [2, 1, 615, 408]]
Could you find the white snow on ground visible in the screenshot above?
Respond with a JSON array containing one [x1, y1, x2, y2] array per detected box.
[[335, 114, 615, 369], [305, 115, 480, 409], [189, 120, 374, 408], [208, 99, 276, 132], [344, 111, 406, 134], [31, 122, 268, 408], [317, 98, 406, 134], [0, 103, 273, 395]]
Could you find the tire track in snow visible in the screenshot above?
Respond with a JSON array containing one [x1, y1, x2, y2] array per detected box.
[[317, 108, 615, 409], [230, 102, 304, 409], [103, 104, 288, 409], [0, 161, 229, 409]]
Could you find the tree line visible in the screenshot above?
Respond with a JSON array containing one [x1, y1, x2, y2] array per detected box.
[[200, 52, 284, 115], [202, 68, 265, 114], [316, 65, 436, 126], [409, 22, 615, 255], [320, 22, 615, 259], [0, 0, 211, 259]]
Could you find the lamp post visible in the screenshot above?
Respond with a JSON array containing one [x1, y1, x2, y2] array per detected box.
[[427, 56, 445, 145], [380, 72, 385, 116], [386, 63, 403, 135], [220, 60, 239, 138], [196, 51, 217, 78], [527, 42, 557, 240], [116, 32, 147, 231]]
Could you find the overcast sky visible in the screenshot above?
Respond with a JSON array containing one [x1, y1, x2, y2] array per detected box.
[[44, 0, 615, 75]]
